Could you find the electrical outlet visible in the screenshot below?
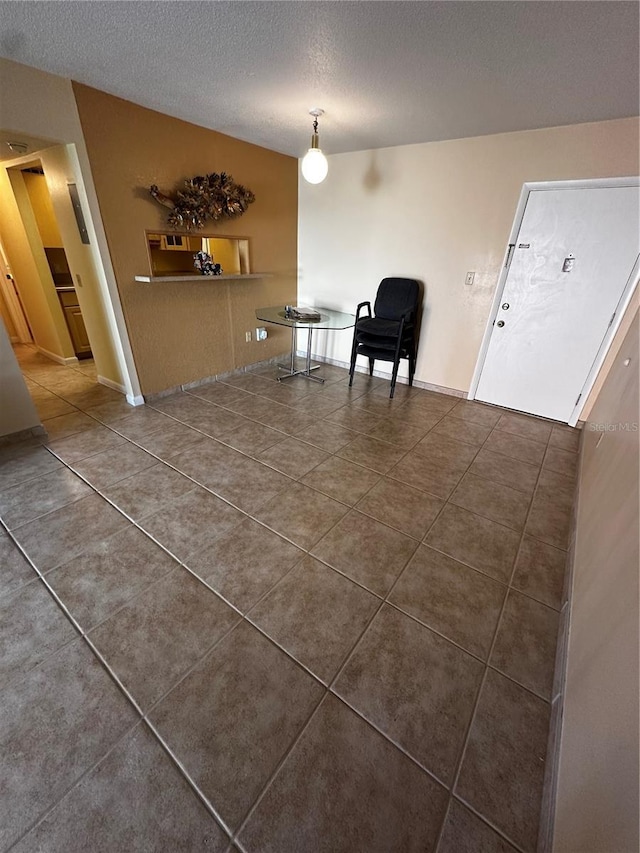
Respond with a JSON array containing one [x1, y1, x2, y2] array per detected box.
[[245, 331, 252, 343], [255, 327, 268, 341], [76, 274, 83, 288], [465, 271, 475, 286]]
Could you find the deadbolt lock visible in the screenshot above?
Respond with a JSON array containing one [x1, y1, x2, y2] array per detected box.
[[496, 320, 505, 327], [501, 303, 510, 310]]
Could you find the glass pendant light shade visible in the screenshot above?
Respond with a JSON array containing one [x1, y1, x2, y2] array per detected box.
[[301, 147, 328, 184], [301, 109, 328, 184]]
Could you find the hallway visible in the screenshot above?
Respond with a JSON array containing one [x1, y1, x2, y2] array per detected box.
[[1, 349, 579, 852]]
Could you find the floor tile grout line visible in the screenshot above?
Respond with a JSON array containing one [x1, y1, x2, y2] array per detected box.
[[35, 365, 561, 515], [42, 428, 289, 534], [179, 547, 307, 622], [9, 381, 561, 666], [141, 716, 235, 840], [2, 511, 198, 710], [5, 442, 255, 632], [427, 412, 559, 851], [355, 486, 447, 543], [16, 363, 578, 559], [440, 427, 559, 852], [380, 598, 495, 669], [10, 383, 569, 675], [231, 521, 452, 846], [332, 691, 453, 790], [450, 793, 530, 853], [3, 519, 239, 846], [22, 372, 90, 412], [110, 396, 556, 778], [431, 665, 492, 853], [0, 448, 71, 492], [243, 528, 417, 687], [10, 405, 403, 634], [63, 557, 181, 639], [0, 474, 97, 533], [167, 389, 459, 838], [4, 717, 145, 853], [229, 693, 330, 847], [83, 604, 329, 846], [9, 353, 575, 851], [106, 608, 243, 723]]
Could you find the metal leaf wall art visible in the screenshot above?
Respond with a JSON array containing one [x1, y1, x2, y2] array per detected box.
[[149, 172, 255, 230]]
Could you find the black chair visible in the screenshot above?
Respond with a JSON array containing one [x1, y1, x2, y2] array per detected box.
[[349, 277, 421, 398]]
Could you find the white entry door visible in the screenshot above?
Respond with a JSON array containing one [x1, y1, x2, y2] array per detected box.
[[474, 184, 639, 422]]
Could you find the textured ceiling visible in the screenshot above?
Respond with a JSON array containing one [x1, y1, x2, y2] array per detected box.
[[0, 1, 638, 157]]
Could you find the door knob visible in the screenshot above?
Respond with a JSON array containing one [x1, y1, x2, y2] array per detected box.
[[496, 320, 505, 327]]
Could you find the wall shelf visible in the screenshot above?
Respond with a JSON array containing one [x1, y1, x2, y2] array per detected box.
[[134, 273, 269, 283]]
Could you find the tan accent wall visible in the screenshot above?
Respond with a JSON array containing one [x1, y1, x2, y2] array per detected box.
[[553, 309, 639, 852], [72, 84, 298, 395], [298, 118, 640, 395], [23, 172, 63, 247]]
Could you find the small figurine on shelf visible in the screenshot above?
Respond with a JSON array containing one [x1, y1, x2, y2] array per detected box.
[[193, 250, 222, 276]]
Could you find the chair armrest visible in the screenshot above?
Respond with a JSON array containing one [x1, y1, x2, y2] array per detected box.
[[355, 301, 372, 322], [398, 310, 415, 336]]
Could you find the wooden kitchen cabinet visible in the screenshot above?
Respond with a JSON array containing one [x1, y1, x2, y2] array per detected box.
[[58, 289, 92, 358]]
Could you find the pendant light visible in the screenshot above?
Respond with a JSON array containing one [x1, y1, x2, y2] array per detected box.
[[301, 108, 328, 184]]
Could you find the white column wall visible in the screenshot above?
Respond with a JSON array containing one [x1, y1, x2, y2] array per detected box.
[[0, 323, 40, 439]]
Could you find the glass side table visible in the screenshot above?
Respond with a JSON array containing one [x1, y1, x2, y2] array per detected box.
[[255, 306, 355, 382]]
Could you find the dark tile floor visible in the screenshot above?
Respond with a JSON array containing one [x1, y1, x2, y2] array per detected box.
[[1, 344, 581, 853]]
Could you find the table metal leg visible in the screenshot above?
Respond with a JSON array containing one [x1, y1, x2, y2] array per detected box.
[[277, 326, 324, 382]]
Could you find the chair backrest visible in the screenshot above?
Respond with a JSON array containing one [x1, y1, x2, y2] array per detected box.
[[374, 278, 420, 321]]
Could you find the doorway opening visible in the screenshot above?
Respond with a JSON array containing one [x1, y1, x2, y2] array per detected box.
[[18, 162, 94, 362], [0, 147, 139, 427]]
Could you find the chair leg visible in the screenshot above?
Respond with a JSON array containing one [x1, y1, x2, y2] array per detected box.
[[408, 346, 416, 386], [368, 358, 374, 376], [390, 355, 402, 399], [349, 331, 358, 387]]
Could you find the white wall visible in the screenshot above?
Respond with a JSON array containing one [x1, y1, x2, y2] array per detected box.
[[0, 322, 40, 438], [298, 118, 639, 393], [0, 58, 141, 401]]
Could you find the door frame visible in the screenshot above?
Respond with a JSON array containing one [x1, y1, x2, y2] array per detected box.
[[0, 238, 32, 343], [468, 176, 640, 426]]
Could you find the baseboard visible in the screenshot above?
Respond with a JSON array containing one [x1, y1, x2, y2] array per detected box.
[[301, 351, 466, 399], [144, 354, 290, 402], [97, 374, 127, 395], [142, 352, 465, 403], [37, 346, 78, 366], [126, 393, 145, 407]]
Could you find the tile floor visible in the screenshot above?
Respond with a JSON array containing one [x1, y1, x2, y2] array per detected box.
[[1, 344, 581, 853]]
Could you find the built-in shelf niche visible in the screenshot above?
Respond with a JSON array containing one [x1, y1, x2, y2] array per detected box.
[[146, 231, 251, 277]]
